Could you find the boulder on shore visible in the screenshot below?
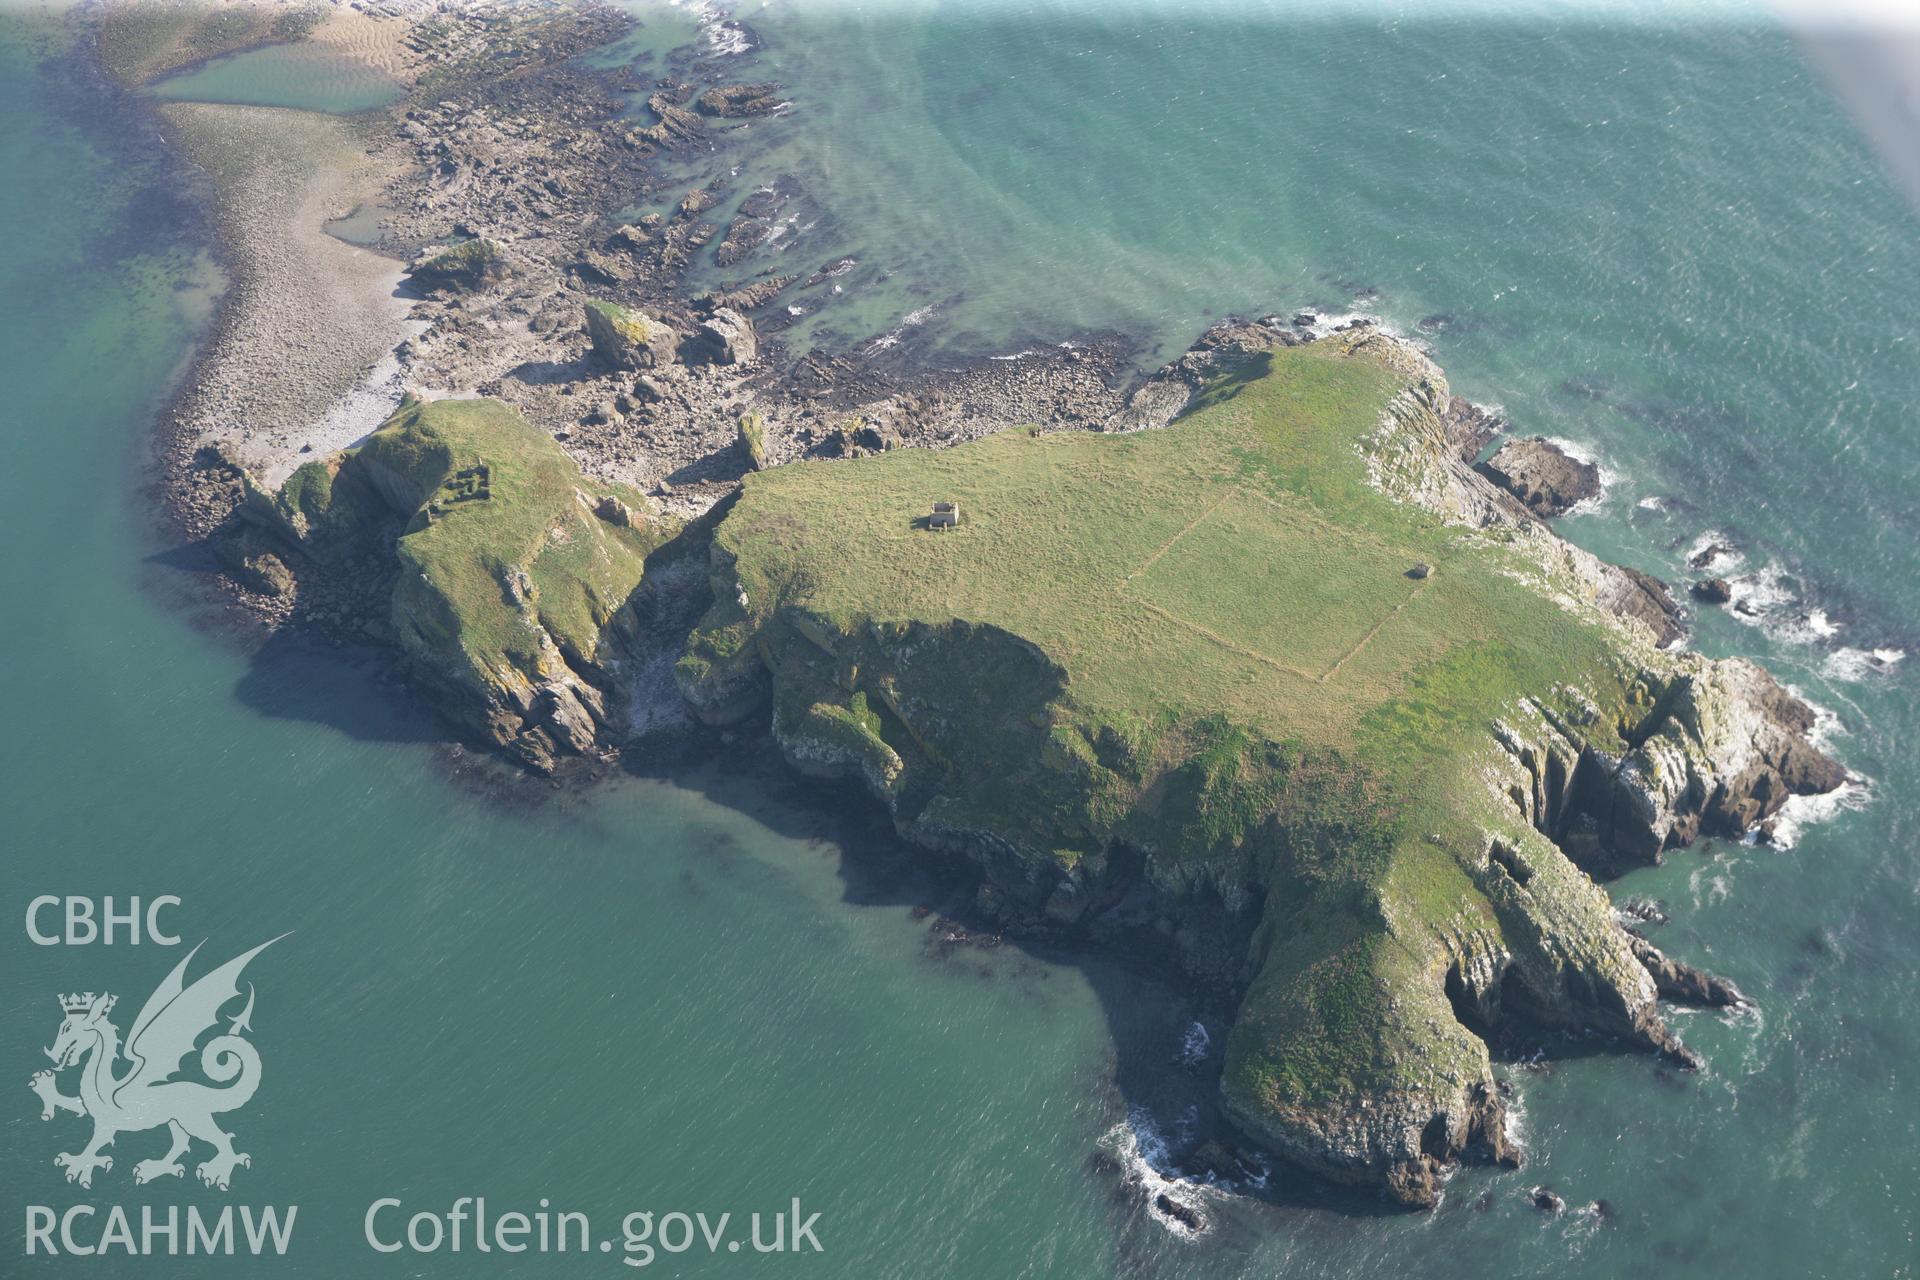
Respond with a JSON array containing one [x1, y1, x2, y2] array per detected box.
[[408, 238, 508, 293], [585, 300, 673, 370], [685, 307, 757, 366]]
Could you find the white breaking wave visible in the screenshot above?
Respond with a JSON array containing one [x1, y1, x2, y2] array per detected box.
[[1100, 1112, 1213, 1240], [669, 0, 755, 56], [1767, 775, 1873, 849], [865, 304, 938, 353], [1823, 646, 1906, 682], [1792, 688, 1848, 754], [1722, 561, 1842, 647]]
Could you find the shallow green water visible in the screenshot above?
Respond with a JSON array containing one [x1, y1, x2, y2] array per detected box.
[[151, 42, 400, 113], [3, 4, 1917, 1277]]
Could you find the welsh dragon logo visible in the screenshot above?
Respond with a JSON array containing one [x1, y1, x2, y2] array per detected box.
[[29, 937, 284, 1191]]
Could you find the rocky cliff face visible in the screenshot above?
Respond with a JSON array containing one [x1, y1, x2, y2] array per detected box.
[[1490, 659, 1847, 875]]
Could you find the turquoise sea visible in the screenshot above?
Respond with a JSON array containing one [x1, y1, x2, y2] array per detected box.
[[3, 3, 1915, 1276]]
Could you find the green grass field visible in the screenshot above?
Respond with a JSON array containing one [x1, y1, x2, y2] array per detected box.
[[1126, 487, 1422, 679], [707, 341, 1628, 765]]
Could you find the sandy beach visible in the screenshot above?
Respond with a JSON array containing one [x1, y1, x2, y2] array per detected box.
[[307, 3, 419, 82]]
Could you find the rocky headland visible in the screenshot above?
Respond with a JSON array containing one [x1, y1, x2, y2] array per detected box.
[[119, 0, 1849, 1210]]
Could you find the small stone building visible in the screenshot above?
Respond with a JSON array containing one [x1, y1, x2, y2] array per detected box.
[[929, 501, 959, 530]]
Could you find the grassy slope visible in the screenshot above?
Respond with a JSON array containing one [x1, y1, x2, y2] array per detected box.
[[688, 340, 1654, 1121], [710, 349, 1625, 754], [276, 397, 672, 725]]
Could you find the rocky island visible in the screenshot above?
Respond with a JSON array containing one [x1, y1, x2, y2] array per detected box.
[[117, 0, 1847, 1209]]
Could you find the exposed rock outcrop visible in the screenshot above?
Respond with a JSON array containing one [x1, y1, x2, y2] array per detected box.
[[1626, 932, 1746, 1007], [1474, 436, 1601, 518]]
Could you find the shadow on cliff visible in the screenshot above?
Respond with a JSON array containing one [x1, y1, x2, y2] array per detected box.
[[632, 736, 1415, 1228]]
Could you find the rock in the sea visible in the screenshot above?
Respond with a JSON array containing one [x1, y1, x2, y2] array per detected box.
[[1529, 1187, 1567, 1215], [685, 307, 757, 366], [714, 216, 770, 267], [1626, 932, 1746, 1007], [640, 92, 704, 148], [1691, 577, 1733, 604], [1689, 540, 1737, 570], [697, 274, 795, 312], [696, 82, 783, 117], [1474, 436, 1602, 518], [585, 299, 673, 370], [1151, 1192, 1204, 1233]]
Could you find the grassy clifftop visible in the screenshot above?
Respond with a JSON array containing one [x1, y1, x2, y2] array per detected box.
[[679, 332, 1824, 1202], [251, 396, 676, 769]]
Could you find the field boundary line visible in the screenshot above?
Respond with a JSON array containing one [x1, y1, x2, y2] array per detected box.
[[1135, 601, 1319, 682], [1128, 487, 1231, 581], [1320, 580, 1430, 683]]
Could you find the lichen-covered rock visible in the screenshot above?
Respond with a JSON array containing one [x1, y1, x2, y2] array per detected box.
[[737, 411, 769, 471], [409, 238, 509, 293], [585, 299, 672, 370]]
